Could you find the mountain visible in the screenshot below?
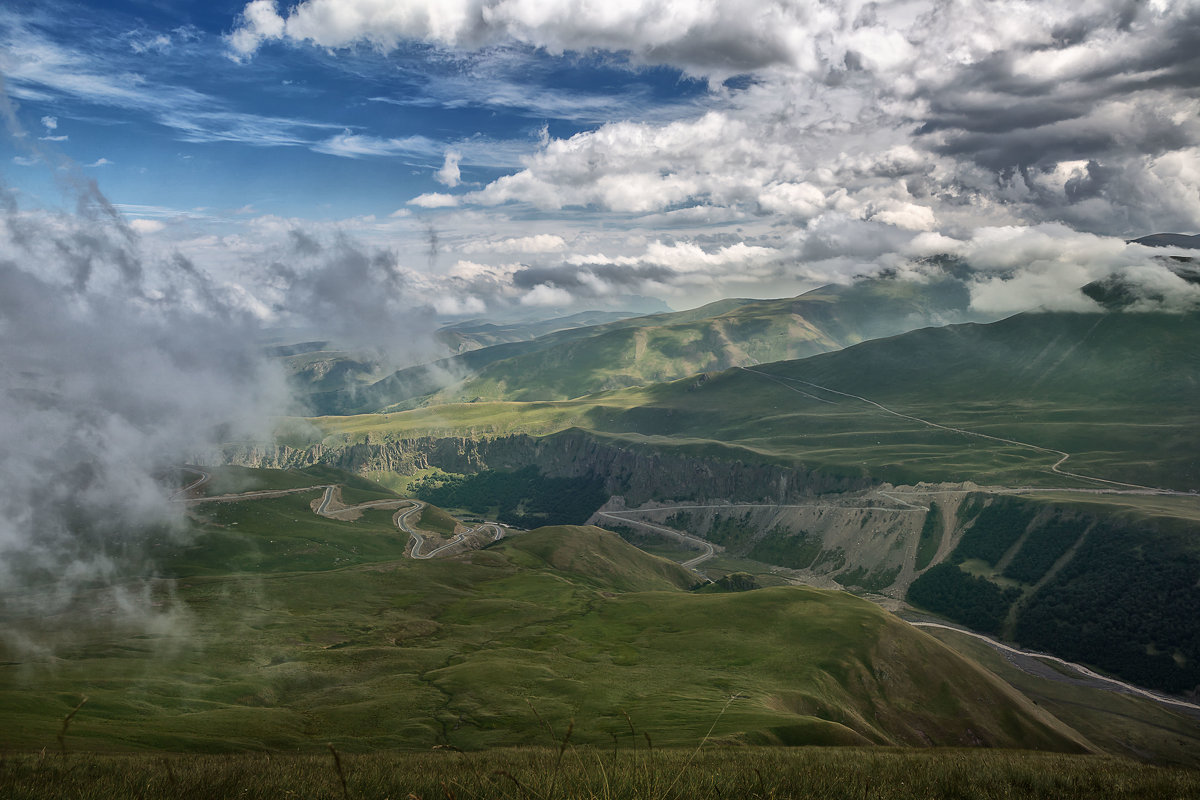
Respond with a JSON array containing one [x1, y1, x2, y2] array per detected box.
[[302, 309, 1199, 492], [311, 275, 983, 415], [0, 489, 1092, 753], [419, 276, 979, 406], [1131, 233, 1200, 249], [434, 309, 642, 353]]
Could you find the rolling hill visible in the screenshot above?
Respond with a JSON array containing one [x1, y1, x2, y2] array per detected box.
[[302, 310, 1200, 492], [434, 309, 642, 352], [0, 486, 1091, 754], [308, 274, 983, 414]]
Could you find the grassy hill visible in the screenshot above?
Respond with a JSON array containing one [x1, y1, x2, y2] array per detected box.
[[310, 276, 981, 414], [1, 499, 1091, 754], [434, 309, 641, 352], [310, 310, 1200, 491]]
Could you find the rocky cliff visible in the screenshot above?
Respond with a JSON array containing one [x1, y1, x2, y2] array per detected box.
[[224, 428, 874, 505]]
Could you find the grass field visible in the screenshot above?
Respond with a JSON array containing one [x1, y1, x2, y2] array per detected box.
[[302, 311, 1200, 492], [0, 507, 1093, 755], [306, 379, 1198, 494], [417, 503, 460, 535], [6, 747, 1198, 800]]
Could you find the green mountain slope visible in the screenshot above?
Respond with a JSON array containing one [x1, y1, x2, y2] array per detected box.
[[313, 276, 980, 414], [763, 310, 1200, 406], [0, 506, 1090, 754], [308, 297, 755, 414], [421, 277, 977, 404], [434, 309, 641, 352], [313, 310, 1199, 490]]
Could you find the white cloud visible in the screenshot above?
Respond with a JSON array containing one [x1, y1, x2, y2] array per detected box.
[[226, 0, 829, 77], [462, 234, 566, 254], [129, 218, 166, 235], [409, 192, 459, 208], [40, 115, 57, 130], [221, 0, 1200, 249], [871, 202, 937, 232], [312, 131, 441, 160], [436, 150, 462, 187], [520, 283, 573, 307], [85, 158, 112, 167]]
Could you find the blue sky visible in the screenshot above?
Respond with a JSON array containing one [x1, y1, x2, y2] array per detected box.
[[1, 0, 707, 219], [3, 0, 1199, 323]]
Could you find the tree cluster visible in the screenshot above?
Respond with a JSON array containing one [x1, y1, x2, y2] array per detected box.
[[412, 466, 607, 528]]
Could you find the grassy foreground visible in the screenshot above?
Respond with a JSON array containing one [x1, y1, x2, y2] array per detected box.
[[5, 747, 1197, 800]]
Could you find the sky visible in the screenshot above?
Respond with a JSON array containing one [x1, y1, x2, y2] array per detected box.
[[3, 0, 1199, 324], [1, 0, 1198, 651]]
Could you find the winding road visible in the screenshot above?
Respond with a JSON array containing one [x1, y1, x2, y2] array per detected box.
[[594, 510, 719, 573], [396, 500, 505, 559], [170, 467, 211, 500], [175, 475, 502, 560]]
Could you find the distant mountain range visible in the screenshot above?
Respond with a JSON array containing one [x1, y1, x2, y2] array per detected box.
[[1131, 232, 1200, 249], [303, 274, 987, 415]]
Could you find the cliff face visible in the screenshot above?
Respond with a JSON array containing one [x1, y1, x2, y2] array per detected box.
[[225, 429, 874, 505]]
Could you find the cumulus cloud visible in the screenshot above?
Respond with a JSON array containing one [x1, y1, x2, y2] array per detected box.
[[461, 233, 566, 254], [227, 0, 842, 77], [436, 150, 462, 187], [226, 0, 1200, 253], [520, 283, 574, 307], [409, 192, 459, 208]]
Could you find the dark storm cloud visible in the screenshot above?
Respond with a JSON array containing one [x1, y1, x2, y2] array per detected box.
[[917, 7, 1200, 172]]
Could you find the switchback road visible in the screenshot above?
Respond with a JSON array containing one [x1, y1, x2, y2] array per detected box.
[[397, 500, 504, 559], [595, 510, 719, 573]]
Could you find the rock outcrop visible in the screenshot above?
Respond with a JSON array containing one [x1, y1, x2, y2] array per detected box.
[[225, 428, 875, 506]]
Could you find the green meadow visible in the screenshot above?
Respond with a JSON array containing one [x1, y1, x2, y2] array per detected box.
[[2, 481, 1088, 755], [6, 748, 1198, 800]]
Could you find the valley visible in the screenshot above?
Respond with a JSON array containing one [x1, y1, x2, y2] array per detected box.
[[5, 285, 1200, 795], [8, 3, 1200, 795], [233, 303, 1200, 728]]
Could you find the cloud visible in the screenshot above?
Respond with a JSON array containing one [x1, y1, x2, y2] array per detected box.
[[225, 0, 820, 77], [409, 192, 459, 208], [40, 114, 56, 130], [223, 1, 1200, 246], [129, 218, 165, 235], [520, 283, 574, 307], [461, 233, 566, 254], [85, 157, 111, 167], [436, 150, 461, 187], [312, 131, 442, 160], [0, 177, 290, 655]]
